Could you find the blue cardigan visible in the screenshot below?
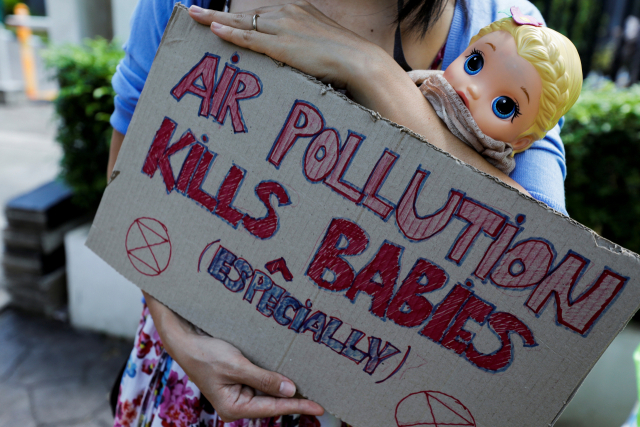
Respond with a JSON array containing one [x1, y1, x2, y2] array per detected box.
[[110, 0, 568, 215]]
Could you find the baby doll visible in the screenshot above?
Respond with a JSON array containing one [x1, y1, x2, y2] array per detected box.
[[409, 7, 582, 174]]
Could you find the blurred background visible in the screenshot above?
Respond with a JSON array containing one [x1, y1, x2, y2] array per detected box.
[[0, 0, 639, 426]]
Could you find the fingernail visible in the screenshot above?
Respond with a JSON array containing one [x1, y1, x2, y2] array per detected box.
[[211, 22, 224, 30], [190, 5, 204, 15], [279, 381, 296, 397]]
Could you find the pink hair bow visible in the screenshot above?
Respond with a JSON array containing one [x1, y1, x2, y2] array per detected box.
[[510, 6, 543, 27]]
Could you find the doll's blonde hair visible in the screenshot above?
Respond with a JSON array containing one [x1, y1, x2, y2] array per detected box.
[[470, 18, 582, 149]]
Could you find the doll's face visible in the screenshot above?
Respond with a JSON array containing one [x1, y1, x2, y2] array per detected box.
[[443, 31, 542, 148]]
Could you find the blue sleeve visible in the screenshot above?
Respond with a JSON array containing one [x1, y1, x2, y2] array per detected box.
[[443, 0, 568, 216], [110, 0, 206, 135], [510, 119, 567, 215]]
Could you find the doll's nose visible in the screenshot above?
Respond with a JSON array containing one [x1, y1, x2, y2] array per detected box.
[[468, 84, 480, 100]]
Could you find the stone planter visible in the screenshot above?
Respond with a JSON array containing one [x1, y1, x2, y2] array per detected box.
[[65, 223, 141, 339]]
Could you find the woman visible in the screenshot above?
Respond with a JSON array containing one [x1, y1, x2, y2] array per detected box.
[[108, 1, 568, 426]]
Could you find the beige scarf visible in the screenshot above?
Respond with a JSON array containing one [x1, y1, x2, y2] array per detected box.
[[408, 70, 515, 174]]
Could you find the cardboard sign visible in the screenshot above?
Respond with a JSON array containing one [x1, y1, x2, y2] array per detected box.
[[88, 5, 640, 427]]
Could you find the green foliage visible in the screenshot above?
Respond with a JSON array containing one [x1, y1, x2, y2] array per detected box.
[[43, 38, 123, 211], [2, 0, 21, 20], [563, 81, 640, 253]]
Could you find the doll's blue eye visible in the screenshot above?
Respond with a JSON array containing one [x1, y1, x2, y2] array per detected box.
[[464, 53, 483, 75], [492, 96, 517, 119]]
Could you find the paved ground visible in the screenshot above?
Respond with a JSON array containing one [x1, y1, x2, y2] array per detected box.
[[0, 308, 131, 427]]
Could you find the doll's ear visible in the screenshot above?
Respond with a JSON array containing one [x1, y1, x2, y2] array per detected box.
[[511, 135, 535, 153]]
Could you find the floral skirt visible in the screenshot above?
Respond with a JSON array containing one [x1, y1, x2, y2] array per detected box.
[[114, 304, 342, 427]]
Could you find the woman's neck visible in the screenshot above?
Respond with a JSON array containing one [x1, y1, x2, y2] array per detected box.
[[230, 0, 455, 69], [401, 0, 456, 70]]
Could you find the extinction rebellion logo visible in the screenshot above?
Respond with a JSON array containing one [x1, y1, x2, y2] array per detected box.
[[125, 217, 172, 276]]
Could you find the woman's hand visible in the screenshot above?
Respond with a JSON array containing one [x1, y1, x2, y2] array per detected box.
[[143, 291, 324, 422], [188, 2, 391, 95]]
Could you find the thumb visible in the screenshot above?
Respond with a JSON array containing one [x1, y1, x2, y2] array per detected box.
[[235, 360, 297, 398]]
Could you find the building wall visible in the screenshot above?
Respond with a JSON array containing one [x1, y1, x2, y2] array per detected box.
[[111, 0, 139, 44], [44, 0, 112, 45]]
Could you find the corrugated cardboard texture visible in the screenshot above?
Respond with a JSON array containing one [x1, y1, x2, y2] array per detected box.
[[88, 5, 640, 427]]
